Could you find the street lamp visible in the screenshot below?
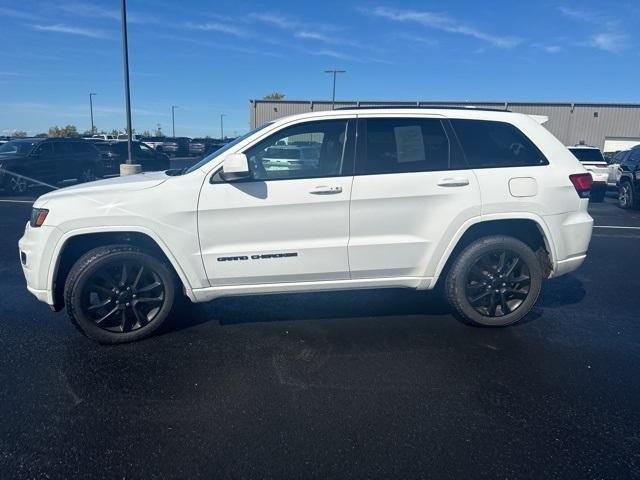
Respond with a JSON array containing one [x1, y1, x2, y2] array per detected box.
[[171, 105, 178, 137], [89, 93, 97, 134], [324, 69, 346, 109], [220, 113, 226, 140], [120, 0, 140, 175]]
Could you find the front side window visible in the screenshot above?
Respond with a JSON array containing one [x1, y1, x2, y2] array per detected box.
[[451, 119, 548, 168], [357, 118, 450, 175], [244, 120, 350, 181]]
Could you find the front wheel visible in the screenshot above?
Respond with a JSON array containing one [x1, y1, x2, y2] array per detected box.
[[618, 181, 635, 209], [444, 236, 543, 327], [64, 245, 176, 343]]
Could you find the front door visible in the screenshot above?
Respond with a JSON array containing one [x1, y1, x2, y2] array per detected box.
[[198, 117, 356, 286]]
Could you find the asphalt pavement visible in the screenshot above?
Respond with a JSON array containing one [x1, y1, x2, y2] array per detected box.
[[0, 194, 639, 479]]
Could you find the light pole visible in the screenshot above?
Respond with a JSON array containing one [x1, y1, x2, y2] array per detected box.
[[120, 0, 139, 174], [325, 69, 346, 109], [220, 114, 226, 139], [89, 93, 97, 134], [171, 105, 178, 137]]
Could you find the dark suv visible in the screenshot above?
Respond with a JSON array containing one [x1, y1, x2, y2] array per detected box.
[[0, 138, 102, 195], [94, 141, 170, 175], [617, 147, 640, 209]]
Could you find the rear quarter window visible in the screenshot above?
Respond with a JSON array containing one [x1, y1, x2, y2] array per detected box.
[[450, 119, 548, 168]]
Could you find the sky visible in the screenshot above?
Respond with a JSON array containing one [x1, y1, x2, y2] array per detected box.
[[0, 0, 639, 138]]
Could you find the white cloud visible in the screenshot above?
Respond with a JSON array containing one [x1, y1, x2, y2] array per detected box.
[[557, 6, 597, 22], [364, 6, 521, 48], [589, 32, 629, 53], [533, 44, 563, 53], [184, 22, 249, 37], [30, 23, 111, 39], [0, 7, 39, 20]]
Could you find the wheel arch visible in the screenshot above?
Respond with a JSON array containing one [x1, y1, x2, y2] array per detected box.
[[49, 227, 193, 311], [432, 215, 555, 285]]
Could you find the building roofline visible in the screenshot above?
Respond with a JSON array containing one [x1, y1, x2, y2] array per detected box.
[[250, 99, 640, 108]]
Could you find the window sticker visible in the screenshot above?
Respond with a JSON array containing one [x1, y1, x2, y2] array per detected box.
[[394, 125, 425, 163]]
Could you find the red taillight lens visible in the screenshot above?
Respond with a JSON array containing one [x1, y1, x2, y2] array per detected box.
[[569, 173, 593, 198]]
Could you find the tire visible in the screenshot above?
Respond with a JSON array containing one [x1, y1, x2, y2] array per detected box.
[[618, 181, 635, 209], [3, 170, 29, 195], [78, 164, 100, 184], [64, 245, 176, 344], [445, 236, 543, 327]]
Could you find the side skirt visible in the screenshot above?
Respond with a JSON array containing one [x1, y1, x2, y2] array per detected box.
[[190, 276, 435, 303]]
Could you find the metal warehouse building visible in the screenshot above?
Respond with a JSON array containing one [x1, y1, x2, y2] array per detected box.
[[249, 100, 640, 152]]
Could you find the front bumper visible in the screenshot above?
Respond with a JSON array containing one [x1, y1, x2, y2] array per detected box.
[[19, 223, 59, 307]]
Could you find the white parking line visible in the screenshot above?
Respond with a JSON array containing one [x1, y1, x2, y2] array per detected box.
[[0, 199, 34, 204], [594, 225, 640, 230]]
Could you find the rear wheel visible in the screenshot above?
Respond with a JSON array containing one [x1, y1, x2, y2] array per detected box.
[[618, 181, 635, 209], [445, 236, 543, 327], [64, 245, 176, 344], [78, 164, 99, 183]]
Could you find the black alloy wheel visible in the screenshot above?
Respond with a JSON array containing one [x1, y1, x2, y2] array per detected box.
[[65, 245, 176, 343], [465, 249, 531, 317], [445, 236, 543, 327], [81, 262, 165, 333]]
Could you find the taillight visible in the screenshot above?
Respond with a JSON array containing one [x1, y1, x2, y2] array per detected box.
[[569, 173, 593, 198]]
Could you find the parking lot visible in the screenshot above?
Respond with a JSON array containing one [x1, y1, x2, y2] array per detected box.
[[1, 193, 639, 478]]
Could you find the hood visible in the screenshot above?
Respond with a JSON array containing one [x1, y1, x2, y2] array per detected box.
[[0, 153, 28, 163], [35, 170, 169, 206]]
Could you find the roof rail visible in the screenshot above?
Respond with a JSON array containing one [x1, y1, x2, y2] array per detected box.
[[333, 104, 511, 113]]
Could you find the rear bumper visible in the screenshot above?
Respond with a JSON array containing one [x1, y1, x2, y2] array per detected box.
[[544, 205, 593, 278]]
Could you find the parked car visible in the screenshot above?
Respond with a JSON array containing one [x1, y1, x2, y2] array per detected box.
[[261, 145, 320, 171], [117, 134, 141, 141], [567, 145, 608, 202], [140, 137, 167, 152], [188, 139, 205, 157], [607, 150, 630, 187], [84, 134, 115, 141], [93, 141, 170, 175], [19, 107, 594, 343], [192, 138, 228, 156], [162, 137, 191, 157], [617, 148, 640, 209], [0, 138, 102, 195]]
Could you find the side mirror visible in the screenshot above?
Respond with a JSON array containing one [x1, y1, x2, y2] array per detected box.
[[221, 153, 250, 181]]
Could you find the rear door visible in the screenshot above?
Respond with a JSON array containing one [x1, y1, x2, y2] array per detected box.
[[348, 115, 481, 280], [450, 119, 554, 218]]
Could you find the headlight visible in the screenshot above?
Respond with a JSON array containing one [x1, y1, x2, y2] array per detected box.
[[30, 208, 49, 228]]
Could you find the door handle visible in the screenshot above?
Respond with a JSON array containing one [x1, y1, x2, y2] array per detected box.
[[309, 186, 343, 195], [437, 177, 470, 187]]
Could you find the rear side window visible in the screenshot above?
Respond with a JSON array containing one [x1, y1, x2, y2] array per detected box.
[[451, 119, 548, 168], [357, 118, 451, 175]]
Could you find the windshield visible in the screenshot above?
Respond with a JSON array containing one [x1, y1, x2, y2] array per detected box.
[[184, 123, 273, 173], [569, 148, 605, 162], [0, 140, 39, 155]]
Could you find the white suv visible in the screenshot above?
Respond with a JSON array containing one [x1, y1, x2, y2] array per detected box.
[[19, 107, 594, 343]]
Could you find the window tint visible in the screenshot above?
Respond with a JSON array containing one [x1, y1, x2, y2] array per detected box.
[[628, 149, 640, 164], [244, 120, 350, 181], [568, 148, 605, 162], [53, 142, 75, 155], [451, 119, 548, 168], [357, 118, 450, 175], [34, 142, 54, 156]]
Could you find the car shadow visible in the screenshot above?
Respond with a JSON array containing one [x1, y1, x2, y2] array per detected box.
[[163, 288, 452, 334], [537, 274, 586, 308]]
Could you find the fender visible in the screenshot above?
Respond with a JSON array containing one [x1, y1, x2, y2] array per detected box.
[[430, 212, 557, 283], [46, 225, 197, 303]]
